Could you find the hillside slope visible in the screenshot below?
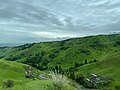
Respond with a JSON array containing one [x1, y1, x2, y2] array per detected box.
[[0, 60, 77, 90], [0, 34, 120, 89], [76, 52, 120, 90], [0, 34, 120, 70], [0, 59, 40, 90], [0, 60, 48, 90]]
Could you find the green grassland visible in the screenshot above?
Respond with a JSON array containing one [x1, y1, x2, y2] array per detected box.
[[0, 34, 120, 89], [76, 52, 120, 90], [0, 34, 120, 69], [0, 59, 76, 90]]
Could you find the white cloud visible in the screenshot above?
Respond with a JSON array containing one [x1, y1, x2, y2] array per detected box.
[[32, 31, 76, 38]]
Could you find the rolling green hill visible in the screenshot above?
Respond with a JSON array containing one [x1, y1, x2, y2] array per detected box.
[[0, 59, 45, 90], [0, 34, 120, 69], [0, 34, 120, 89], [76, 52, 120, 90], [0, 59, 76, 90]]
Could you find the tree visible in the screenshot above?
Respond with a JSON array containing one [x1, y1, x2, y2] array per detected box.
[[76, 75, 85, 85], [89, 60, 93, 63], [85, 59, 88, 64], [74, 62, 80, 68], [93, 59, 97, 62]]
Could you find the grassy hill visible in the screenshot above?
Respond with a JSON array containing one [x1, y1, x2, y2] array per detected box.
[[76, 52, 120, 90], [0, 34, 120, 69], [0, 59, 76, 90], [0, 59, 40, 90], [0, 34, 120, 89]]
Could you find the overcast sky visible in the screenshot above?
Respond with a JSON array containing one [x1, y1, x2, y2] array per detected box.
[[0, 0, 120, 44]]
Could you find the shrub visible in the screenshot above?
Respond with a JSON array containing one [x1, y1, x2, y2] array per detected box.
[[3, 80, 14, 88], [115, 85, 120, 90]]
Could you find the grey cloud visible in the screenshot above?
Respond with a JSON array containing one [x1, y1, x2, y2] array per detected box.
[[0, 0, 120, 44]]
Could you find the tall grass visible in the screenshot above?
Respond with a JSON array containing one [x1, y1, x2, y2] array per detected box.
[[50, 69, 70, 90]]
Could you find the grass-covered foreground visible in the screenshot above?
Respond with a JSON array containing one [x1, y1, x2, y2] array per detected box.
[[0, 59, 77, 90]]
